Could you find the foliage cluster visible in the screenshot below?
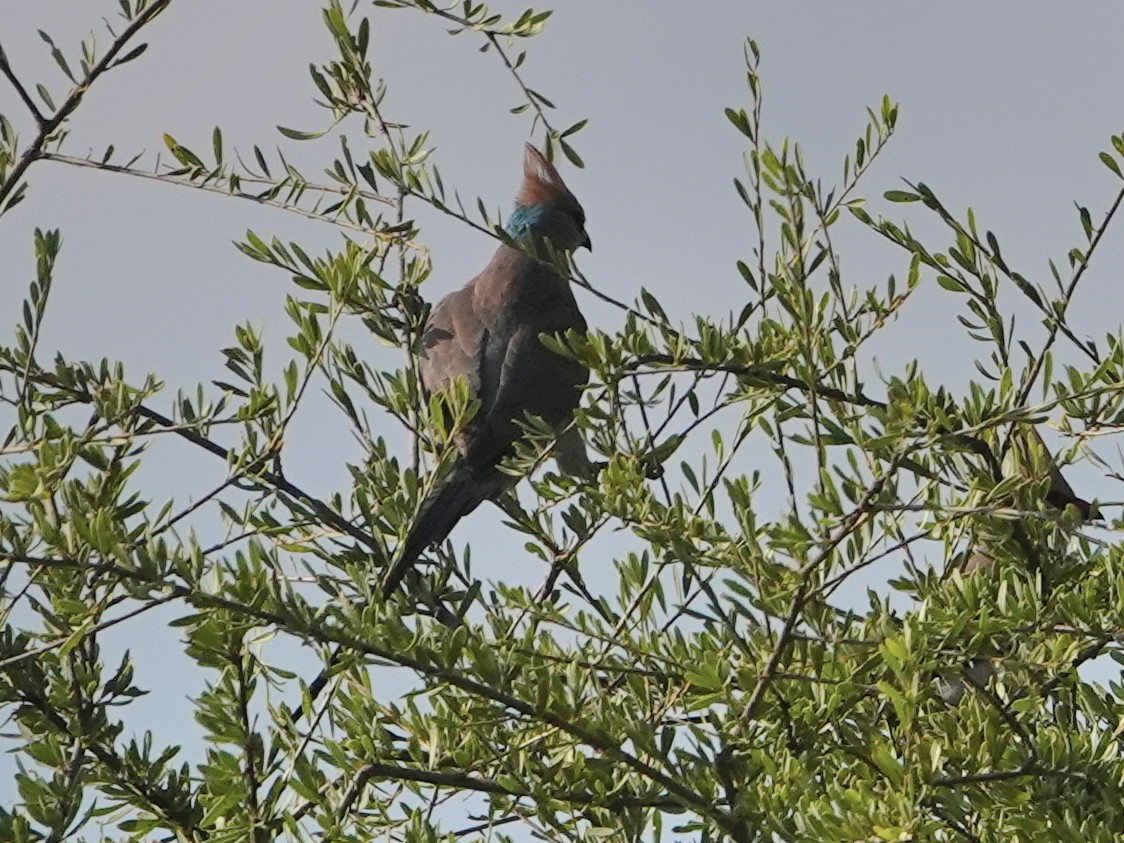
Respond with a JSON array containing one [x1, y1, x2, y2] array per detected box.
[[2, 2, 1124, 841]]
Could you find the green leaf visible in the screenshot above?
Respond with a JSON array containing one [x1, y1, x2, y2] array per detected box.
[[162, 133, 204, 168], [277, 124, 330, 141], [884, 190, 919, 203], [936, 274, 966, 292], [559, 139, 583, 168], [724, 107, 753, 138], [1100, 151, 1122, 179], [560, 119, 588, 138], [113, 42, 149, 67]]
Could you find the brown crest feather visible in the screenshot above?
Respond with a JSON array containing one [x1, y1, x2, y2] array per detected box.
[[516, 143, 578, 208]]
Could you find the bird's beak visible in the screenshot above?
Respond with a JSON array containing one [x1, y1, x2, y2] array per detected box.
[[580, 230, 592, 251]]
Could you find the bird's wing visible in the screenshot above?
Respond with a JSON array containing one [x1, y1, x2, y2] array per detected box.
[[462, 316, 587, 471], [1014, 426, 1090, 517], [418, 282, 487, 408]]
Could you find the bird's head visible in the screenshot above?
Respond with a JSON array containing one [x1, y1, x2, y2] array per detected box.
[[506, 143, 591, 254]]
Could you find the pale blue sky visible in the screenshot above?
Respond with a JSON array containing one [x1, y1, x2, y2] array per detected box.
[[2, 0, 1124, 821]]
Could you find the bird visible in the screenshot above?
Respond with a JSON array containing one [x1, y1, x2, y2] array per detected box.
[[381, 143, 594, 597], [1013, 426, 1092, 519], [958, 426, 1093, 575], [937, 425, 1093, 703], [291, 145, 592, 721]]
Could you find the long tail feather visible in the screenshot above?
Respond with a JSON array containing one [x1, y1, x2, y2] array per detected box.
[[290, 473, 477, 724], [381, 465, 488, 597]]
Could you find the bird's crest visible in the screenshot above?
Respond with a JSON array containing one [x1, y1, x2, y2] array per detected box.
[[516, 143, 579, 210]]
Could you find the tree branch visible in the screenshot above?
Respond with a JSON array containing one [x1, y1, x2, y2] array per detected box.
[[0, 0, 173, 209], [0, 44, 46, 124]]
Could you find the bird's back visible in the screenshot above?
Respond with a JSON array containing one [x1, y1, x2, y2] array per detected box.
[[421, 245, 586, 434]]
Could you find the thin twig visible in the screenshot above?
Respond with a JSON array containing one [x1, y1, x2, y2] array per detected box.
[[744, 467, 893, 720], [0, 45, 46, 124], [0, 0, 173, 208], [43, 152, 400, 236]]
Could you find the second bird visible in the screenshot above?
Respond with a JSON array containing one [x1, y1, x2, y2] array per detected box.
[[382, 143, 594, 596]]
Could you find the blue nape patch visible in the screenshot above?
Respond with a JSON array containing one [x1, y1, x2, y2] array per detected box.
[[506, 203, 546, 239]]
